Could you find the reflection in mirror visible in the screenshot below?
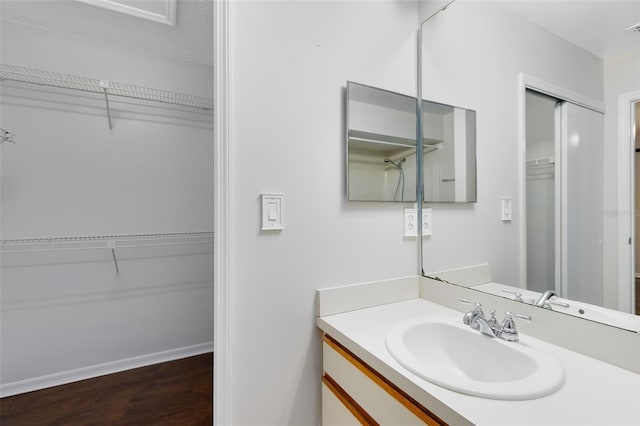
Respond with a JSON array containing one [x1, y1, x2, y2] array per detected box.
[[419, 0, 640, 330], [525, 90, 605, 307], [428, 263, 640, 332], [422, 100, 477, 202], [476, 282, 640, 332], [346, 81, 417, 202]]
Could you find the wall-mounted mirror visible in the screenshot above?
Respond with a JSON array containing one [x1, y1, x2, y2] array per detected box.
[[346, 81, 477, 203], [347, 81, 417, 202], [419, 0, 640, 331], [422, 100, 477, 202]]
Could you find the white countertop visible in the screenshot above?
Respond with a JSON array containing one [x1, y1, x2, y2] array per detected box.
[[318, 298, 640, 426]]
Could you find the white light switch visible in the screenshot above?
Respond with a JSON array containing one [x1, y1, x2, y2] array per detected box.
[[261, 193, 284, 230], [268, 202, 278, 220], [501, 197, 512, 221]]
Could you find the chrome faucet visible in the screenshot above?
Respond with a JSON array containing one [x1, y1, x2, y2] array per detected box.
[[460, 299, 532, 342], [535, 290, 556, 306], [499, 312, 532, 342], [534, 290, 570, 310]]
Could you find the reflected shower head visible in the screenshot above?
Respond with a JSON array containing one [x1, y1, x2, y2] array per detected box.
[[384, 158, 405, 169]]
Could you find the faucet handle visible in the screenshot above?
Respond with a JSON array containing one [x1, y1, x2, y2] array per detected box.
[[501, 289, 524, 302], [460, 298, 482, 311], [459, 298, 484, 313], [499, 312, 532, 342], [459, 299, 484, 325], [487, 309, 499, 329]]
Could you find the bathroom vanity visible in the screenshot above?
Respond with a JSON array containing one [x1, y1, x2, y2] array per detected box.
[[317, 276, 640, 425]]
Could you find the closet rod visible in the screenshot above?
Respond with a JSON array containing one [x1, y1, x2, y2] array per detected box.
[[0, 63, 214, 111]]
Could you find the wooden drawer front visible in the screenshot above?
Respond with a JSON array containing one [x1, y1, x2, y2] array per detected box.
[[323, 337, 441, 425], [322, 380, 368, 426]]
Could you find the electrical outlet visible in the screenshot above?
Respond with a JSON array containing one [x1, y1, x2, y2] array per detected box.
[[422, 208, 432, 236], [405, 209, 432, 236], [404, 209, 418, 237]]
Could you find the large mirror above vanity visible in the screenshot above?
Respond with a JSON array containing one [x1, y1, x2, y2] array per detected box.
[[346, 81, 477, 203], [419, 0, 640, 331]]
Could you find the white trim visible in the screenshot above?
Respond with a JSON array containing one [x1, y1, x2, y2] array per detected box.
[[617, 91, 640, 313], [517, 75, 528, 289], [0, 342, 213, 398], [517, 74, 605, 290], [559, 103, 569, 297], [213, 0, 231, 425], [554, 102, 563, 295], [74, 0, 177, 25], [520, 74, 605, 114]]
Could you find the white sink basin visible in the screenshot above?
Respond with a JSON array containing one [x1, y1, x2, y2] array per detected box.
[[385, 318, 565, 400]]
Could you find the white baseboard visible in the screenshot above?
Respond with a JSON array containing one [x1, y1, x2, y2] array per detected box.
[[0, 342, 214, 398]]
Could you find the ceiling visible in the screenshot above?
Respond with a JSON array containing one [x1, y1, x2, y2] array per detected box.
[[497, 0, 640, 59], [0, 0, 213, 66]]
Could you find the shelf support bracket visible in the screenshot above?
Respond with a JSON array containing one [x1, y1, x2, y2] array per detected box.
[[107, 240, 119, 273], [0, 128, 16, 144], [100, 80, 113, 130]]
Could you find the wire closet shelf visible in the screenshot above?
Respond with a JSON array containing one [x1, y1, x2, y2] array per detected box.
[[0, 232, 214, 247], [1, 232, 214, 273], [0, 63, 214, 110]]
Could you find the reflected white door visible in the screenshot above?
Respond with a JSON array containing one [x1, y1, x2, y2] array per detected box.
[[560, 102, 604, 305]]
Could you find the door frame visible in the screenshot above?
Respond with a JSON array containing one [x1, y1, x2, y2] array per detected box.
[[517, 74, 605, 290], [617, 91, 640, 313], [214, 0, 230, 424]]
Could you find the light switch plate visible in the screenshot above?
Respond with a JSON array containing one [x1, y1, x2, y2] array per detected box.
[[501, 197, 512, 221], [261, 193, 284, 230]]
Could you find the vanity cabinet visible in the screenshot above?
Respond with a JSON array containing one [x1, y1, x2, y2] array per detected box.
[[321, 334, 446, 426]]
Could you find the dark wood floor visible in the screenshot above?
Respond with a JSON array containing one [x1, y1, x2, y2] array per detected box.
[[0, 353, 213, 425]]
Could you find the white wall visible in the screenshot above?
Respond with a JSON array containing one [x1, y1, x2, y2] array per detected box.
[[420, 1, 603, 286], [0, 16, 214, 394], [228, 1, 418, 424]]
